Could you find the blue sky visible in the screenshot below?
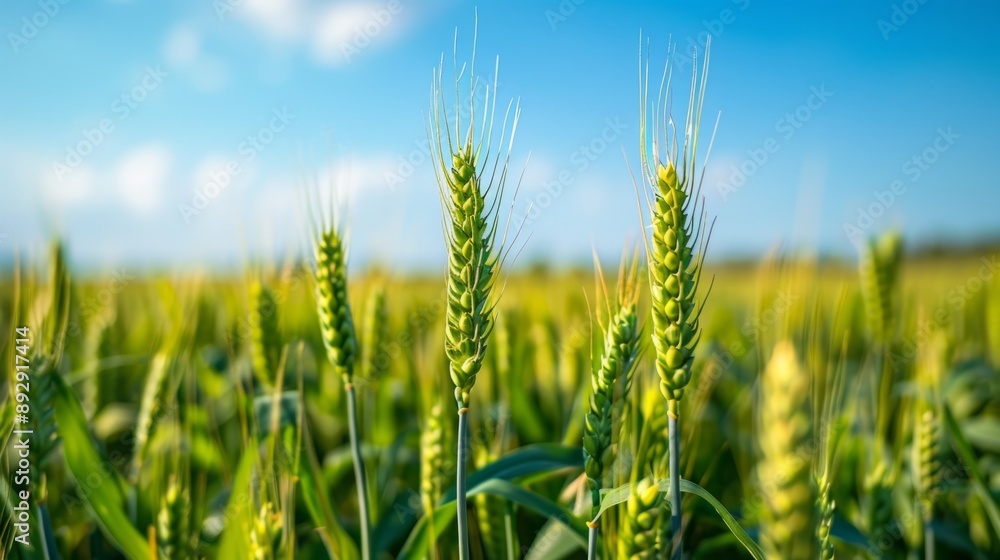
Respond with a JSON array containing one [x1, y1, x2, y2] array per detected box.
[[1, 0, 998, 273]]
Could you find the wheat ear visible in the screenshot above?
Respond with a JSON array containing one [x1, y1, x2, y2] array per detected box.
[[757, 341, 819, 560], [860, 231, 903, 447], [430, 29, 520, 559], [360, 286, 389, 383], [312, 217, 370, 559], [157, 477, 191, 560], [638, 37, 714, 559], [617, 477, 664, 559], [250, 280, 282, 388], [914, 329, 946, 559], [584, 251, 642, 559]]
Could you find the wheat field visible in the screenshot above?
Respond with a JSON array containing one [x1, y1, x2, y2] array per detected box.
[[1, 243, 999, 559], [2, 33, 1000, 560]]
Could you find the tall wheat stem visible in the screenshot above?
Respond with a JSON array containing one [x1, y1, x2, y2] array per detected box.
[[430, 26, 521, 560], [587, 522, 598, 560], [456, 407, 470, 558], [637, 37, 714, 560], [345, 383, 370, 559], [668, 405, 681, 557], [583, 253, 642, 559], [312, 219, 369, 560]]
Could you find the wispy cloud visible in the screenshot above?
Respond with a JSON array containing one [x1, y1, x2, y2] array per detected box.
[[225, 0, 429, 67], [163, 24, 229, 92], [114, 144, 172, 212]]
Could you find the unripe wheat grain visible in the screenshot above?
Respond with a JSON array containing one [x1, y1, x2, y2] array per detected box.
[[158, 478, 191, 560], [315, 230, 358, 384], [638, 38, 714, 558], [430, 39, 521, 559], [757, 341, 819, 560], [250, 280, 282, 387]]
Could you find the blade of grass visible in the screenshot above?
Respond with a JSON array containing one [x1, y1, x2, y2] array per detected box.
[[51, 373, 149, 560], [943, 404, 1000, 537], [594, 478, 765, 560]]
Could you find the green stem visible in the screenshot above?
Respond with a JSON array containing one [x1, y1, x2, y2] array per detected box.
[[346, 384, 371, 560], [924, 516, 934, 560], [668, 401, 682, 560], [588, 486, 600, 560], [38, 502, 57, 560], [876, 344, 892, 454], [457, 407, 470, 560], [504, 501, 517, 560]]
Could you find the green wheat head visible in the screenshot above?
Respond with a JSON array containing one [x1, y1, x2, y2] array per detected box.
[[314, 228, 358, 384], [360, 286, 389, 382], [249, 501, 282, 560], [914, 330, 947, 514], [31, 242, 71, 474], [474, 441, 508, 560], [617, 477, 664, 559], [621, 387, 671, 557], [431, 50, 520, 409], [859, 231, 903, 344], [584, 253, 643, 501], [250, 280, 282, 387], [757, 341, 819, 560], [639, 40, 713, 409], [817, 479, 835, 560], [157, 478, 191, 560], [420, 396, 451, 511]]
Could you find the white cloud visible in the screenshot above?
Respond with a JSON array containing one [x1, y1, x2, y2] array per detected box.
[[164, 25, 200, 67], [189, 55, 230, 92], [519, 154, 556, 191], [162, 24, 230, 92], [320, 155, 401, 203], [41, 164, 95, 207], [312, 2, 408, 65], [240, 0, 307, 41], [703, 153, 743, 200], [114, 145, 172, 212], [228, 0, 424, 67], [193, 155, 236, 187]]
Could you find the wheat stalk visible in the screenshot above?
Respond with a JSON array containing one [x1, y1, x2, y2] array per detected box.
[[314, 229, 359, 383], [360, 286, 389, 383], [584, 251, 642, 559], [988, 279, 1000, 367], [860, 231, 903, 445], [817, 480, 835, 560], [250, 280, 282, 388], [249, 501, 282, 560], [859, 231, 902, 346], [418, 362, 452, 560], [311, 210, 371, 559], [757, 341, 819, 560], [430, 28, 520, 559], [617, 477, 664, 559], [157, 478, 191, 560], [637, 38, 714, 558], [475, 444, 508, 560], [914, 329, 946, 559], [82, 308, 114, 418], [858, 231, 904, 545]]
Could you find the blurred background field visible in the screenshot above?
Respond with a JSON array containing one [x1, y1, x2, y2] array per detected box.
[[2, 240, 1000, 558]]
